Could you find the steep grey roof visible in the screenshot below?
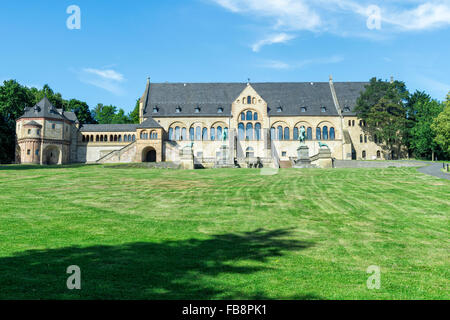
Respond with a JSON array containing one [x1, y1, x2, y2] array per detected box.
[[21, 97, 66, 120], [137, 117, 162, 129], [80, 124, 138, 132], [142, 82, 366, 117], [333, 82, 368, 115], [57, 109, 79, 123]]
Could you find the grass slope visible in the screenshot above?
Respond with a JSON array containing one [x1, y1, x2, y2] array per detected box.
[[0, 165, 448, 300]]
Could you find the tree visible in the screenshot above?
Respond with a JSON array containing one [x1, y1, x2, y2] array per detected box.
[[93, 104, 118, 124], [432, 93, 450, 158], [354, 78, 409, 159], [67, 99, 96, 124], [128, 99, 140, 124], [0, 80, 34, 163], [31, 84, 66, 110], [409, 98, 444, 160]]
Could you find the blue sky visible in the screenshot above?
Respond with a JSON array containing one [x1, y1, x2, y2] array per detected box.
[[0, 0, 449, 113]]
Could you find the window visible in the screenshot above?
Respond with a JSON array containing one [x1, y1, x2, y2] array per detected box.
[[293, 127, 299, 140], [132, 135, 136, 141], [241, 112, 245, 121], [253, 113, 258, 121], [28, 129, 31, 134], [316, 127, 321, 140], [217, 126, 222, 140], [195, 107, 200, 113], [168, 128, 174, 141], [307, 127, 312, 140], [210, 127, 215, 141], [247, 96, 252, 104], [176, 107, 181, 113], [364, 135, 368, 143], [348, 120, 352, 126], [218, 107, 223, 113], [246, 123, 253, 140], [344, 106, 350, 112], [37, 129, 41, 135], [277, 126, 283, 141], [301, 107, 307, 113], [27, 149, 30, 155], [52, 124, 56, 129], [270, 127, 275, 140], [246, 111, 252, 121], [35, 149, 39, 156], [153, 107, 158, 113], [182, 128, 187, 141], [362, 150, 367, 159], [189, 128, 194, 141], [284, 127, 290, 140], [255, 123, 261, 141], [246, 147, 254, 158], [377, 150, 381, 158], [321, 107, 326, 113], [175, 127, 181, 140], [196, 126, 201, 141], [202, 128, 208, 140], [238, 123, 245, 140], [330, 127, 335, 140], [282, 152, 287, 157], [352, 120, 355, 126], [277, 107, 282, 113], [323, 126, 328, 140]]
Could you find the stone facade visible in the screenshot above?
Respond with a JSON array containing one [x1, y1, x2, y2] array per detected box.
[[16, 77, 389, 167]]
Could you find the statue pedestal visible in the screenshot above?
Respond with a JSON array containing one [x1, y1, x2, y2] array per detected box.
[[294, 145, 314, 168], [215, 145, 234, 168], [179, 146, 194, 170]]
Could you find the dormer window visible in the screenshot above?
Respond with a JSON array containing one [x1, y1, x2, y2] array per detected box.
[[277, 107, 283, 113], [176, 106, 181, 113], [321, 107, 327, 113], [153, 107, 159, 113], [217, 107, 223, 113], [195, 107, 200, 113], [343, 106, 350, 112], [301, 107, 307, 113]]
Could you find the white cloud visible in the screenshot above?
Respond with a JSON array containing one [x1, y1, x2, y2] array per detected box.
[[260, 55, 344, 69], [77, 68, 126, 95], [252, 33, 296, 52], [210, 0, 450, 50]]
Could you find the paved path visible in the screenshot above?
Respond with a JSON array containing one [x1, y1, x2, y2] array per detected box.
[[417, 162, 450, 180]]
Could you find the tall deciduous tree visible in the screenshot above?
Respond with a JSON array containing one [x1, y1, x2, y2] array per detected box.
[[432, 93, 450, 157], [128, 99, 140, 124], [67, 99, 96, 124], [355, 78, 409, 159]]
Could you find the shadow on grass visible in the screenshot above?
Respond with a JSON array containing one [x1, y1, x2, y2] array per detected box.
[[0, 228, 319, 300], [0, 164, 98, 171]]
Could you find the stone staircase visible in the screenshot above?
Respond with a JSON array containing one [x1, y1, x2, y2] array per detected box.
[[279, 160, 292, 168], [96, 141, 137, 164]]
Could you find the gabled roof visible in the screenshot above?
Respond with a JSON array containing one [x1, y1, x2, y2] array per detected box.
[[137, 117, 162, 129], [79, 124, 138, 132], [142, 82, 367, 117], [20, 97, 80, 123], [333, 82, 368, 116], [23, 120, 42, 127]]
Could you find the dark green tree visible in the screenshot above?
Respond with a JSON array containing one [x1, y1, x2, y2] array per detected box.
[[128, 99, 140, 124], [67, 99, 96, 124], [355, 78, 409, 159], [432, 93, 450, 157], [93, 104, 118, 124]]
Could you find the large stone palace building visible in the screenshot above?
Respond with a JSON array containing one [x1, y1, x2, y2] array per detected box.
[[16, 76, 386, 167]]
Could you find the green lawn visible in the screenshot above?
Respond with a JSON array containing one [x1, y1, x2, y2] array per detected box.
[[0, 164, 448, 300]]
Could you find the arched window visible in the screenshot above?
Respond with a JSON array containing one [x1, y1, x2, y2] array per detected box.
[[252, 97, 256, 104], [364, 135, 367, 143], [293, 127, 299, 140], [119, 135, 122, 142], [196, 126, 201, 141], [110, 135, 113, 142], [307, 127, 312, 140], [330, 127, 335, 140], [217, 126, 223, 140], [247, 96, 252, 104], [96, 135, 99, 142], [323, 126, 328, 140], [168, 128, 174, 141], [284, 127, 290, 140], [254, 113, 258, 121], [316, 127, 321, 140], [114, 135, 118, 142], [360, 134, 363, 143], [246, 123, 253, 140], [241, 112, 245, 121], [210, 127, 215, 141], [175, 127, 181, 140], [348, 120, 351, 126], [377, 150, 381, 158], [238, 123, 245, 140], [277, 126, 283, 141], [202, 128, 208, 140], [362, 150, 366, 159], [189, 128, 194, 141], [181, 128, 187, 141], [123, 135, 126, 142], [132, 135, 135, 141], [246, 111, 252, 121], [255, 123, 261, 141], [271, 127, 276, 140]]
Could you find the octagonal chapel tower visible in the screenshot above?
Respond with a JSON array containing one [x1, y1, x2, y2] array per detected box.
[[16, 97, 79, 165]]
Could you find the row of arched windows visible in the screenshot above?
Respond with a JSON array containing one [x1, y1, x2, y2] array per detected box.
[[82, 134, 136, 143], [238, 122, 262, 140], [270, 126, 336, 141], [168, 126, 229, 141], [240, 95, 258, 105], [140, 131, 158, 140], [241, 111, 258, 121]]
